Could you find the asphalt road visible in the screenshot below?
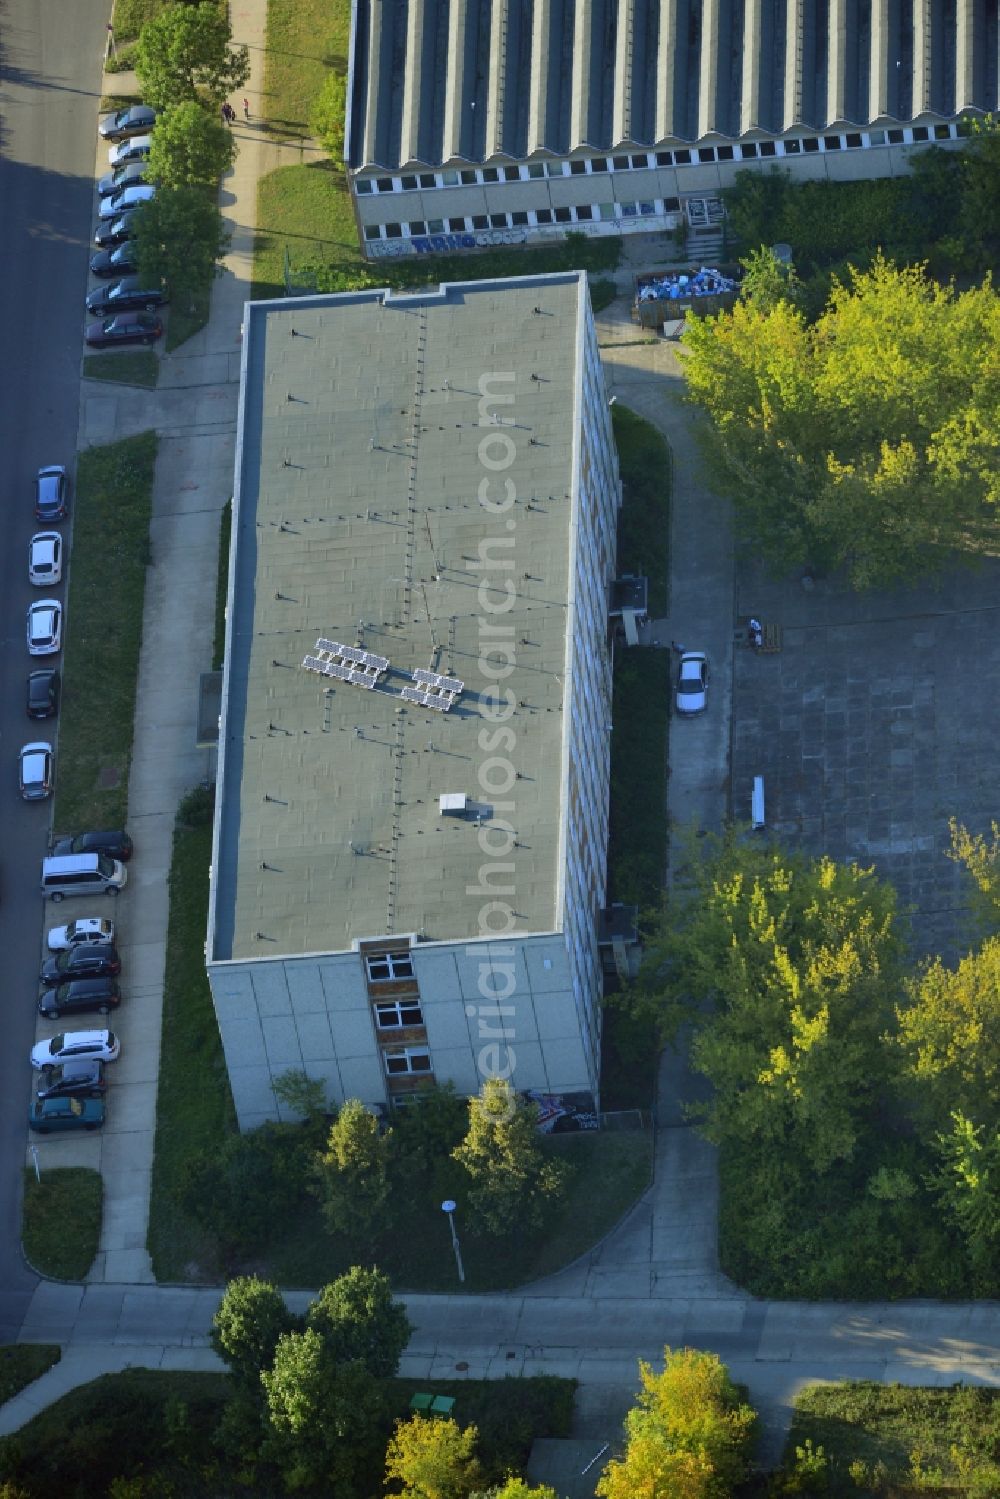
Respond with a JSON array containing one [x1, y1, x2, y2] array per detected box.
[[0, 0, 111, 1337]]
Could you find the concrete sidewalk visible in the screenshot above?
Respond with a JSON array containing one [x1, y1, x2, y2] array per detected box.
[[26, 0, 293, 1279], [6, 1281, 1000, 1461]]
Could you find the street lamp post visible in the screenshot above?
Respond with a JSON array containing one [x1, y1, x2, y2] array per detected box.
[[441, 1199, 465, 1284]]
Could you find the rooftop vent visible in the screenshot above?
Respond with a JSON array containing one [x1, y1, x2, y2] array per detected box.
[[439, 793, 469, 816]]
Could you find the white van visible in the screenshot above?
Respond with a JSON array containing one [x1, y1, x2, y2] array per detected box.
[[41, 853, 127, 901]]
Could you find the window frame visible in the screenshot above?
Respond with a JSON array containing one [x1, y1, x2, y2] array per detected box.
[[374, 998, 425, 1029], [384, 1046, 433, 1077], [365, 951, 415, 982]]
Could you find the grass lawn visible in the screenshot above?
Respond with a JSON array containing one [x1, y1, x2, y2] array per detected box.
[[147, 792, 236, 1281], [262, 0, 350, 140], [613, 403, 672, 616], [266, 1127, 652, 1291], [83, 351, 158, 388], [590, 277, 618, 312], [607, 652, 671, 914], [0, 1366, 573, 1496], [98, 90, 140, 113], [111, 0, 168, 44], [782, 1382, 1000, 1494], [23, 1169, 103, 1280], [254, 161, 357, 298], [53, 433, 157, 832], [600, 648, 671, 1112], [165, 278, 211, 353], [213, 499, 232, 669], [0, 1345, 60, 1405]]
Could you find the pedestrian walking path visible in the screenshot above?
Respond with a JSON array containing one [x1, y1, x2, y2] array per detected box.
[[28, 0, 304, 1281]]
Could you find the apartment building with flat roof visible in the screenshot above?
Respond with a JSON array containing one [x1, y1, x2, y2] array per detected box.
[[208, 271, 622, 1128]]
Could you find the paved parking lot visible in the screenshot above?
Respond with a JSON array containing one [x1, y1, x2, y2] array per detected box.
[[731, 555, 1000, 964]]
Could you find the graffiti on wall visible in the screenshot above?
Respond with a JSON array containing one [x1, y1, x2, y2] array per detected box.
[[523, 1089, 599, 1133], [367, 228, 528, 259]]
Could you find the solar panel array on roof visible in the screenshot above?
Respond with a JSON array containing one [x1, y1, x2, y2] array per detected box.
[[303, 639, 389, 689], [349, 0, 999, 171]]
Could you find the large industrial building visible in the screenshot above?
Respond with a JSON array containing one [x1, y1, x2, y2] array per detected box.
[[207, 272, 623, 1129], [346, 0, 995, 258]]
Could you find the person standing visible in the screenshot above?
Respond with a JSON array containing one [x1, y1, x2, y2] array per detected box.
[[220, 102, 230, 126], [243, 97, 250, 121]]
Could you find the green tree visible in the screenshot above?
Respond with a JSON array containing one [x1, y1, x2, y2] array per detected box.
[[682, 257, 1000, 588], [947, 818, 1000, 931], [393, 1083, 468, 1174], [895, 938, 1000, 1133], [135, 1, 250, 111], [738, 245, 797, 312], [211, 1275, 299, 1386], [273, 1067, 329, 1127], [306, 1265, 411, 1378], [471, 1482, 557, 1499], [959, 114, 1000, 268], [633, 831, 903, 1172], [452, 1079, 567, 1236], [311, 71, 348, 162], [261, 1327, 384, 1495], [310, 1098, 393, 1241], [179, 1120, 308, 1255], [929, 1112, 1000, 1287], [596, 1437, 714, 1499], [384, 1415, 483, 1499], [145, 101, 235, 189], [596, 1347, 757, 1499], [132, 186, 230, 298]]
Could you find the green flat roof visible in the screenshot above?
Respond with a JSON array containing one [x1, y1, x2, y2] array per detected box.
[[212, 274, 586, 962]]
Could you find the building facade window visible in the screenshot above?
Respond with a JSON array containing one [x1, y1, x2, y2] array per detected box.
[[366, 951, 414, 981], [384, 1047, 432, 1076], [375, 998, 424, 1028]]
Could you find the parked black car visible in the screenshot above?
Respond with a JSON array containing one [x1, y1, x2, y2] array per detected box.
[[38, 977, 122, 1020], [93, 212, 137, 250], [90, 242, 139, 279], [85, 313, 162, 348], [34, 465, 68, 522], [52, 830, 134, 862], [26, 669, 60, 720], [40, 945, 121, 988], [36, 1059, 107, 1101], [86, 277, 167, 315]]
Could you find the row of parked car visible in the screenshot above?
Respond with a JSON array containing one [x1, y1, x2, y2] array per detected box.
[[25, 108, 158, 1132], [21, 104, 169, 794], [29, 828, 135, 1133], [19, 465, 70, 800], [88, 103, 166, 349]]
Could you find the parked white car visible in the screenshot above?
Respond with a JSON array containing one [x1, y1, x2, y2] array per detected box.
[[47, 918, 117, 952], [28, 532, 62, 586], [26, 599, 62, 655], [675, 651, 709, 716], [19, 742, 53, 800], [31, 1029, 121, 1070]]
